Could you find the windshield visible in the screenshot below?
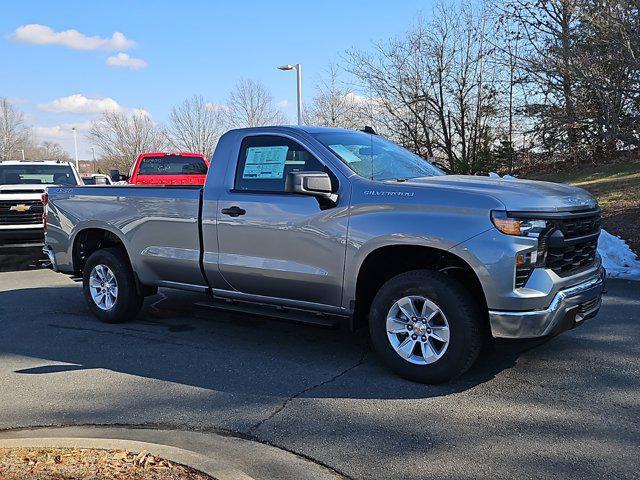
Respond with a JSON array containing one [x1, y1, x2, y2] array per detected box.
[[312, 131, 444, 181], [0, 164, 78, 186], [138, 155, 208, 175]]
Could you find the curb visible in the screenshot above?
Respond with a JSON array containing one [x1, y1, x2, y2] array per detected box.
[[0, 426, 344, 480]]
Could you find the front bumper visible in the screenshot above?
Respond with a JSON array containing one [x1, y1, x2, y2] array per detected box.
[[489, 267, 605, 339], [0, 228, 44, 253]]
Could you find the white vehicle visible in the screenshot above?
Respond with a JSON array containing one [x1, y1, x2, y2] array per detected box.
[[0, 160, 81, 254], [81, 173, 112, 185]]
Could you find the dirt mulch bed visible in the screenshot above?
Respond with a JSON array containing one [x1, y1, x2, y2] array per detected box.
[[0, 447, 213, 480]]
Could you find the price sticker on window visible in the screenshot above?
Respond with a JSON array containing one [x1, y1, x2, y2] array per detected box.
[[242, 146, 289, 179]]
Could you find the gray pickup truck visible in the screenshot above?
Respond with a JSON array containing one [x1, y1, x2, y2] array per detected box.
[[44, 126, 605, 383]]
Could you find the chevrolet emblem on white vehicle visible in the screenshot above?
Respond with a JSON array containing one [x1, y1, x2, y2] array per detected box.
[[9, 204, 31, 212]]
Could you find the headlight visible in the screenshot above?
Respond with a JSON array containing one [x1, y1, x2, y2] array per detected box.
[[490, 211, 548, 237]]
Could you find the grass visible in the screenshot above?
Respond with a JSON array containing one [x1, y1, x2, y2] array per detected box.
[[525, 158, 640, 254]]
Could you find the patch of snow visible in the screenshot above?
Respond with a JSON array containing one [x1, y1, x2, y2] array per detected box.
[[487, 172, 518, 180], [598, 230, 640, 280]]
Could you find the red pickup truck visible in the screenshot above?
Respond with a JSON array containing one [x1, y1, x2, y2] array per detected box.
[[127, 152, 209, 185]]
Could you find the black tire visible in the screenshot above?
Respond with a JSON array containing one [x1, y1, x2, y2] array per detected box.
[[82, 247, 144, 323], [369, 269, 484, 384]]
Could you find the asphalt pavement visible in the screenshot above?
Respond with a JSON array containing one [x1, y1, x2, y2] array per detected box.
[[0, 263, 638, 479]]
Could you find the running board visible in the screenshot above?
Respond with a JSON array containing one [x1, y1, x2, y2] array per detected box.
[[194, 298, 343, 329]]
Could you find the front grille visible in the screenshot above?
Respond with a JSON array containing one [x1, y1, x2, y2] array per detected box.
[[545, 210, 601, 277], [0, 200, 43, 225]]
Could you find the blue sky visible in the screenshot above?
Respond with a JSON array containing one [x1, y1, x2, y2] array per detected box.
[[1, 0, 433, 158]]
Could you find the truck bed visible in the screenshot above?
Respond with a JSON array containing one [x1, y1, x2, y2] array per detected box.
[[46, 185, 207, 288]]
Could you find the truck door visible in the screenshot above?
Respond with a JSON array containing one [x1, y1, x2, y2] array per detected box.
[[215, 134, 349, 309]]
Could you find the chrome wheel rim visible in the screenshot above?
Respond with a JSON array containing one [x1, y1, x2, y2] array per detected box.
[[89, 264, 118, 311], [386, 296, 450, 365]]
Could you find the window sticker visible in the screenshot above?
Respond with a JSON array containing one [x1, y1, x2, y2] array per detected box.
[[330, 144, 362, 163], [242, 146, 289, 179]]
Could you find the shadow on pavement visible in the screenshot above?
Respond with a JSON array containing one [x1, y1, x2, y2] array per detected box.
[[0, 253, 46, 273], [0, 281, 558, 401]]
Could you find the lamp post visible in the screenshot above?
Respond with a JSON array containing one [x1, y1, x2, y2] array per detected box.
[[20, 149, 25, 161], [277, 64, 302, 125], [72, 127, 79, 171], [90, 146, 96, 173]]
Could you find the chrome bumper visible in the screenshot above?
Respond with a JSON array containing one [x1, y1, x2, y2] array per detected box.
[[489, 268, 605, 339]]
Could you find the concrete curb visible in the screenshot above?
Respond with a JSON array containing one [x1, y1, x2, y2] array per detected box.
[[0, 426, 344, 480]]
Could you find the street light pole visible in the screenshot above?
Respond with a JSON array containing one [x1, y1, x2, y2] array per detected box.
[[90, 147, 96, 173], [277, 64, 303, 125], [20, 149, 25, 161], [72, 127, 79, 171], [295, 63, 302, 126]]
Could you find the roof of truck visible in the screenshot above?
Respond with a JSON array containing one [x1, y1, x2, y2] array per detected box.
[[228, 125, 362, 135], [0, 160, 74, 166]]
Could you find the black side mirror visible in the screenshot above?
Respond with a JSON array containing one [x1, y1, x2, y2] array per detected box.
[[285, 171, 338, 204], [109, 169, 121, 182]]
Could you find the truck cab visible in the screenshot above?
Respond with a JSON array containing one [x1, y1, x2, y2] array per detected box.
[[0, 160, 81, 254], [128, 152, 209, 186]]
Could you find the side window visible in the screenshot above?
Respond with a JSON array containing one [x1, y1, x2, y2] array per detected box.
[[235, 135, 325, 192]]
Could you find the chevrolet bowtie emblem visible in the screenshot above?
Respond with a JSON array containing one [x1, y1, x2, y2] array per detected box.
[[9, 204, 31, 212]]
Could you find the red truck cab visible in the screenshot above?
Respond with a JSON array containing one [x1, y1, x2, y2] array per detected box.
[[128, 152, 209, 185]]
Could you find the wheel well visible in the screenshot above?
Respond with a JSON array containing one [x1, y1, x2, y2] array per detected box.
[[353, 245, 487, 330], [72, 228, 128, 274]]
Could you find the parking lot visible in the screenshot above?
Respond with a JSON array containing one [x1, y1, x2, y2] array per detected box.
[[0, 261, 638, 479]]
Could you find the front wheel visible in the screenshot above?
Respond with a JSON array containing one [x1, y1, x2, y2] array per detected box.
[[82, 247, 144, 323], [369, 270, 484, 384]]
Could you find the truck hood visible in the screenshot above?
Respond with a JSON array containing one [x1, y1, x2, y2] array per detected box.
[[403, 175, 598, 212], [0, 184, 47, 194]]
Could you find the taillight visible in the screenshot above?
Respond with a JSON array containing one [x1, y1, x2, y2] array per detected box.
[[41, 193, 48, 231]]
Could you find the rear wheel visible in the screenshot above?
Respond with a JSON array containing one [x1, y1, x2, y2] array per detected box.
[[82, 248, 144, 323], [369, 270, 484, 383]]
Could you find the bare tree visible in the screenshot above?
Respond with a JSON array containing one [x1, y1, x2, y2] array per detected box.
[[26, 140, 72, 161], [167, 95, 226, 159], [346, 2, 499, 173], [87, 111, 168, 172], [502, 0, 583, 159], [306, 63, 369, 129], [572, 0, 640, 156], [225, 79, 287, 128], [0, 98, 29, 160]]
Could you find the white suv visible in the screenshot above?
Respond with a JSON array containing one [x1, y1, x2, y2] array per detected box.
[[0, 160, 81, 254]]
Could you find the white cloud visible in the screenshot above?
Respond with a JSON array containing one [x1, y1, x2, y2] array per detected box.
[[33, 120, 94, 140], [205, 102, 229, 112], [130, 108, 151, 117], [37, 94, 122, 114], [343, 92, 374, 105], [106, 52, 147, 70], [9, 24, 135, 51], [276, 99, 290, 108]]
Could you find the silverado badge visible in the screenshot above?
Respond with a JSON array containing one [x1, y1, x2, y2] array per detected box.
[[9, 204, 31, 212]]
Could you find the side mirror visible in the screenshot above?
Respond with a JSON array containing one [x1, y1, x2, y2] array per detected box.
[[285, 171, 338, 204], [109, 169, 121, 182]]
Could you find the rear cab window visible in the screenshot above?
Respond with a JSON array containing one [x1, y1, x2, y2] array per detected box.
[[138, 155, 208, 176], [234, 135, 327, 192], [0, 164, 78, 185]]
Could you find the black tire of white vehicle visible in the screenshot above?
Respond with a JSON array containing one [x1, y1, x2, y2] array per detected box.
[[82, 247, 144, 324], [369, 269, 484, 384]]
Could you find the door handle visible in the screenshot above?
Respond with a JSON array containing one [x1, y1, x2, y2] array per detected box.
[[221, 206, 246, 217]]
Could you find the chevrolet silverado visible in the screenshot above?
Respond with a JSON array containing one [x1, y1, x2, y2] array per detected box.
[[43, 126, 605, 383]]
